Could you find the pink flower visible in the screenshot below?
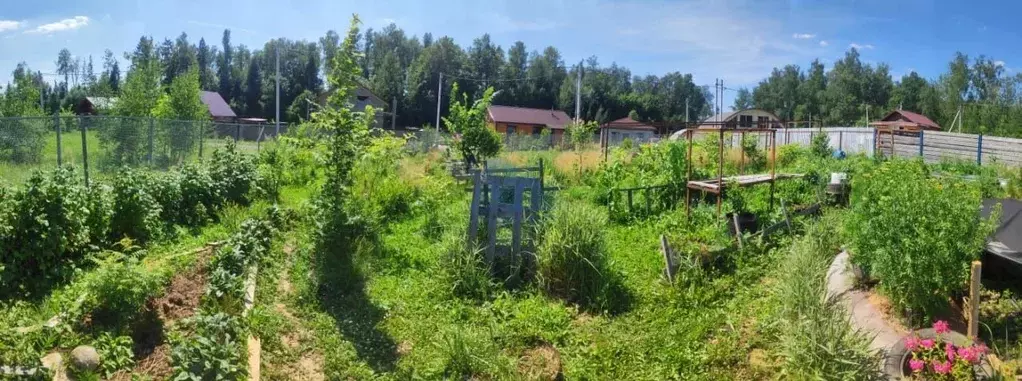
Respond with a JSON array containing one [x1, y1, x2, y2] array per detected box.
[[909, 359, 925, 372], [932, 360, 952, 374], [904, 336, 920, 351], [975, 343, 988, 355], [920, 339, 935, 349], [957, 347, 979, 364], [933, 320, 951, 334], [945, 342, 956, 361]]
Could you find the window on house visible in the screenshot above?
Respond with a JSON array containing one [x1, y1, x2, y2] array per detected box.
[[506, 124, 516, 135], [739, 115, 753, 128], [758, 116, 770, 127], [532, 126, 542, 136]]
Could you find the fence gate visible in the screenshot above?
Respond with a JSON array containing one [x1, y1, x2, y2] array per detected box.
[[467, 165, 544, 265]]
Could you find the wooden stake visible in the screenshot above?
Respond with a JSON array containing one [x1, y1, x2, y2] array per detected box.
[[733, 213, 744, 249], [660, 235, 675, 283], [968, 260, 982, 339]]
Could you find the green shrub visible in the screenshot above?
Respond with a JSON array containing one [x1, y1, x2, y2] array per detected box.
[[94, 333, 134, 378], [79, 253, 162, 327], [206, 216, 277, 311], [536, 200, 612, 310], [109, 169, 163, 244], [84, 184, 112, 247], [1, 167, 95, 293], [209, 139, 257, 205], [170, 312, 247, 380], [147, 171, 183, 224], [847, 159, 994, 319], [810, 131, 832, 158], [178, 163, 222, 226], [350, 135, 418, 231], [0, 117, 47, 164], [774, 213, 883, 379]]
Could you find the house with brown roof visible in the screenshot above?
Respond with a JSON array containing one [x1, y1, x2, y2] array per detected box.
[[486, 105, 572, 143], [870, 110, 941, 131], [601, 117, 657, 145], [200, 91, 237, 122]]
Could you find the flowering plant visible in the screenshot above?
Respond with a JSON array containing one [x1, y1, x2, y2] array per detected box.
[[905, 320, 987, 380]]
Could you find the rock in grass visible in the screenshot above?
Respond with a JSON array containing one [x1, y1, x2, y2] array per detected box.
[[69, 346, 100, 371]]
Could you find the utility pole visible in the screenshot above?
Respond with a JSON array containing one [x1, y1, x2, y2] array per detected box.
[[685, 97, 690, 124], [391, 97, 397, 130], [435, 72, 443, 132], [275, 45, 280, 138], [575, 60, 582, 122]]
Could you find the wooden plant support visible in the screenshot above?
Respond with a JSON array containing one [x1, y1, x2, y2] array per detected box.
[[660, 235, 677, 283], [967, 260, 982, 339], [732, 214, 744, 249], [467, 165, 544, 265]]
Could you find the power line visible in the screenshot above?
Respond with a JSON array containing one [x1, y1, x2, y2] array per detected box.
[[440, 72, 537, 83]]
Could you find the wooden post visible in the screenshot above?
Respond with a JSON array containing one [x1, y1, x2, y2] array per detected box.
[[644, 187, 651, 214], [733, 213, 744, 249], [660, 235, 675, 283], [739, 131, 745, 175], [538, 158, 544, 190], [485, 176, 500, 265], [838, 130, 843, 152], [511, 181, 526, 257], [467, 171, 483, 245], [686, 130, 693, 217], [717, 128, 724, 216], [968, 261, 982, 339], [769, 130, 777, 211], [890, 130, 895, 158]]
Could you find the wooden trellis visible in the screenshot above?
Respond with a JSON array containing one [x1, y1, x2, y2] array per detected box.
[[467, 164, 545, 264]]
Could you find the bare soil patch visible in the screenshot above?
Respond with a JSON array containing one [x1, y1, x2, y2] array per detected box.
[[517, 344, 563, 381]]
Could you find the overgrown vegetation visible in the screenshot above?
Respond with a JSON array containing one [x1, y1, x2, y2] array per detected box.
[[847, 159, 994, 321]]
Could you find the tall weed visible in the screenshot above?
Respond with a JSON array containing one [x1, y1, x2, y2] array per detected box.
[[774, 212, 883, 379], [536, 200, 616, 311]]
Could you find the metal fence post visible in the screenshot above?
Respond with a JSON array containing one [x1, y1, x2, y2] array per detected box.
[[977, 134, 983, 165], [147, 118, 155, 166], [918, 131, 924, 157], [235, 124, 241, 143], [80, 117, 90, 186], [54, 114, 62, 166]]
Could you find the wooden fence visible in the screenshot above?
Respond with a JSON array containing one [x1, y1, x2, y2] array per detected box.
[[877, 130, 1022, 166]]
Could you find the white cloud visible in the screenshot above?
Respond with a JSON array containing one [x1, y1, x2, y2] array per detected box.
[[0, 20, 21, 32], [819, 40, 829, 47], [849, 43, 875, 50], [994, 60, 1006, 67], [27, 16, 89, 34], [381, 18, 396, 25], [792, 33, 815, 39]]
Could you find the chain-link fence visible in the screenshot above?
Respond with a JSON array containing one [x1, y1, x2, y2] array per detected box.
[[0, 116, 283, 186]]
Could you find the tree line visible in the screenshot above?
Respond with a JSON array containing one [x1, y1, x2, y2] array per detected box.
[[0, 24, 714, 127], [740, 49, 1022, 137], [3, 23, 1022, 138]]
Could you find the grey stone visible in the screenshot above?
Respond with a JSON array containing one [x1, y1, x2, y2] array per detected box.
[[69, 346, 100, 371]]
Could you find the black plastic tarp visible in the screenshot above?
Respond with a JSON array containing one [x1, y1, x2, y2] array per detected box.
[[981, 199, 1022, 276]]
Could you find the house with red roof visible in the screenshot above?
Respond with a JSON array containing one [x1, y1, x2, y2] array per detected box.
[[486, 105, 572, 143], [870, 110, 942, 131]]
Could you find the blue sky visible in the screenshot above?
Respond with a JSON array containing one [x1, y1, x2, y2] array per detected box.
[[2, 0, 1020, 106]]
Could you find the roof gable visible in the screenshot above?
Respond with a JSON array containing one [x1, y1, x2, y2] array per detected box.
[[487, 106, 572, 129], [880, 110, 941, 129], [603, 117, 656, 131], [200, 91, 236, 118]]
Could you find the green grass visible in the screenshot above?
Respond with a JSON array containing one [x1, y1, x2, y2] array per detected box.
[[255, 179, 802, 380], [0, 131, 268, 186]]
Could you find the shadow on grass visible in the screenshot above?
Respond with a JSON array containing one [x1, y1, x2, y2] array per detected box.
[[313, 232, 398, 373]]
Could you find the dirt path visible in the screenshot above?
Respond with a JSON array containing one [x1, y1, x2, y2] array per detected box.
[[262, 243, 325, 381], [826, 251, 906, 375]]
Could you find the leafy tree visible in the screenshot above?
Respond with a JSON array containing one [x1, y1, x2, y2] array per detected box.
[[443, 82, 500, 169], [243, 58, 262, 118], [565, 120, 599, 177], [315, 14, 376, 242], [319, 30, 340, 84], [56, 48, 73, 86], [153, 68, 206, 163], [103, 49, 121, 94], [116, 55, 162, 117], [732, 88, 753, 110], [405, 36, 465, 127]]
